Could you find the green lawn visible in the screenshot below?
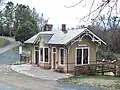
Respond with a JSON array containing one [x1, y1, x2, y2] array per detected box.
[[60, 75, 120, 81], [13, 44, 31, 51], [59, 75, 120, 89], [0, 38, 9, 48]]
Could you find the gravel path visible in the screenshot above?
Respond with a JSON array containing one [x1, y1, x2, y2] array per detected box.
[[11, 64, 68, 80], [0, 65, 57, 90], [0, 65, 101, 90]]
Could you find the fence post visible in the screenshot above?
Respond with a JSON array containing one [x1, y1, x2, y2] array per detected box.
[[88, 65, 90, 75], [74, 66, 76, 76], [102, 59, 105, 75], [114, 61, 116, 76], [102, 63, 104, 75]]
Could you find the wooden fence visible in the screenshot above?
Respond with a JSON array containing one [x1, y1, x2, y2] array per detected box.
[[74, 60, 120, 76], [20, 55, 32, 63]]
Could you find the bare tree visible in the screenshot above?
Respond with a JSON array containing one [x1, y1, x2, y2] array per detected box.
[[39, 13, 48, 27], [39, 13, 49, 31], [0, 0, 4, 5], [91, 15, 120, 31], [65, 0, 119, 21], [65, 0, 120, 55]]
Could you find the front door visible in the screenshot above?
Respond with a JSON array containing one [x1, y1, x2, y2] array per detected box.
[[76, 47, 89, 65], [52, 47, 57, 69], [35, 47, 39, 65]]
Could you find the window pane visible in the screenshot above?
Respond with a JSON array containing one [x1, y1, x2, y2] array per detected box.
[[53, 48, 56, 52], [35, 47, 39, 50], [40, 48, 43, 61], [60, 49, 64, 64], [53, 53, 56, 68], [77, 49, 82, 64], [83, 49, 88, 64], [45, 48, 48, 62]]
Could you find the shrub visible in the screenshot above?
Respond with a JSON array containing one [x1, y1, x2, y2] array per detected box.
[[97, 49, 117, 60]]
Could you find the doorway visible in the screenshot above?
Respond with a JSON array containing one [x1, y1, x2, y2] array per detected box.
[[52, 47, 57, 69], [34, 47, 39, 65]]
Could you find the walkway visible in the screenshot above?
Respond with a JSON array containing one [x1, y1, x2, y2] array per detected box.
[[0, 65, 101, 90], [0, 36, 21, 54], [11, 64, 69, 80]]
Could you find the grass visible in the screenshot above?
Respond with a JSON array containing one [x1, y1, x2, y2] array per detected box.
[[23, 46, 30, 52], [59, 75, 120, 89], [13, 47, 19, 52], [0, 38, 9, 48], [13, 44, 32, 57], [13, 44, 31, 52], [60, 75, 120, 82]]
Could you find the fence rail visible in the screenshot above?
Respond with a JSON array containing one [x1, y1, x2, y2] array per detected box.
[[21, 55, 32, 63], [74, 60, 118, 76]]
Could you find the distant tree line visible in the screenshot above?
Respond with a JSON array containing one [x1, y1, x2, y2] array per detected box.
[[0, 1, 48, 43], [88, 15, 120, 54]]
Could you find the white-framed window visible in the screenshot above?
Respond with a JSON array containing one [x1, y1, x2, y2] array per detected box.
[[59, 48, 65, 65], [39, 47, 49, 63], [76, 47, 89, 65], [40, 48, 43, 61], [44, 48, 49, 62]]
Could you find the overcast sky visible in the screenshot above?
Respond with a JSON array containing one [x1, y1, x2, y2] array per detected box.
[[8, 0, 110, 28]]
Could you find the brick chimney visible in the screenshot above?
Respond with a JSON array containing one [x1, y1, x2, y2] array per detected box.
[[44, 24, 53, 31], [62, 24, 67, 34]]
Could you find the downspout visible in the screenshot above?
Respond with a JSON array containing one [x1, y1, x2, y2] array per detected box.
[[49, 45, 52, 69], [96, 43, 100, 63], [66, 48, 68, 73]]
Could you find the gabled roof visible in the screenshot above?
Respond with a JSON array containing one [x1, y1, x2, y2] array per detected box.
[[48, 28, 85, 44], [24, 28, 106, 45], [24, 31, 54, 44], [24, 33, 39, 44]]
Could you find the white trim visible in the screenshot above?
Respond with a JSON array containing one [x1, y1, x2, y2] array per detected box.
[[59, 48, 65, 66], [43, 47, 45, 62], [78, 44, 88, 47], [80, 33, 93, 41], [75, 47, 90, 66], [39, 48, 40, 64], [66, 28, 106, 45], [34, 46, 35, 64], [86, 29, 107, 45], [81, 48, 83, 65], [51, 47, 57, 69]]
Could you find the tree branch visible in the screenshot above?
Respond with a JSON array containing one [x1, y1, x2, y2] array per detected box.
[[64, 0, 84, 8], [87, 0, 95, 20]]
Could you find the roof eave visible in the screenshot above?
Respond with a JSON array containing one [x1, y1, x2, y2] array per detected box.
[[88, 29, 107, 45], [65, 28, 107, 45]]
